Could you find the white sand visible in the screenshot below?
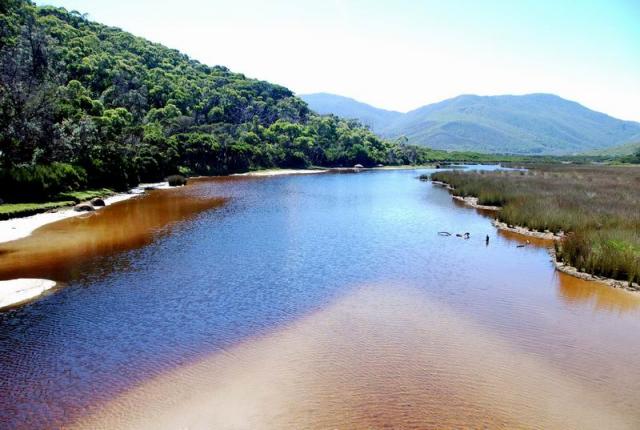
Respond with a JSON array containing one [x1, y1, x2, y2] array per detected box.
[[232, 169, 328, 177], [0, 278, 57, 310], [0, 182, 169, 245]]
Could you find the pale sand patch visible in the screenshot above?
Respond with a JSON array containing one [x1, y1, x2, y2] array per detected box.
[[0, 278, 56, 310], [232, 169, 328, 177], [0, 182, 169, 245], [72, 284, 637, 430]]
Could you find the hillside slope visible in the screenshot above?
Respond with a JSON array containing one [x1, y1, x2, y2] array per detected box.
[[302, 93, 640, 155], [300, 93, 402, 132], [585, 140, 640, 156], [0, 1, 435, 200]]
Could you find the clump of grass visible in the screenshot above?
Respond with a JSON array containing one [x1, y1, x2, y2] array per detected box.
[[0, 188, 114, 220], [431, 165, 640, 284], [57, 188, 114, 203], [0, 201, 75, 220], [167, 175, 187, 186]]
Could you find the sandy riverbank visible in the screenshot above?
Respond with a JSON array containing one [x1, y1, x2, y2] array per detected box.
[[232, 168, 329, 177], [0, 182, 169, 245], [0, 182, 172, 311], [0, 278, 57, 311], [233, 165, 434, 177]]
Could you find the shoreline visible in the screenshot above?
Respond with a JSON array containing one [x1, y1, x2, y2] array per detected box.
[[0, 279, 57, 311], [0, 182, 170, 245], [0, 182, 171, 311], [232, 165, 435, 177], [231, 168, 329, 177], [431, 180, 639, 293]]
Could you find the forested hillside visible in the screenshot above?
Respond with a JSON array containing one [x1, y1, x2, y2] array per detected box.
[[0, 1, 444, 201]]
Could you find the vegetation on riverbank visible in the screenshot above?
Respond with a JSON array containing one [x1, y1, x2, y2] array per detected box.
[[0, 201, 73, 220], [428, 165, 640, 285], [0, 188, 113, 220], [0, 1, 522, 204]]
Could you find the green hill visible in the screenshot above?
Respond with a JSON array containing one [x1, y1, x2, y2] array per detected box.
[[0, 1, 433, 201], [302, 93, 640, 155], [585, 140, 640, 156], [300, 93, 402, 132]]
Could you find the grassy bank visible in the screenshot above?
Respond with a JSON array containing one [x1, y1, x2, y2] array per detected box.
[[0, 188, 114, 220], [428, 165, 640, 285]]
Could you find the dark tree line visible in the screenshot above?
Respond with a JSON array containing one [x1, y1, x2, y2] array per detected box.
[[0, 1, 468, 201]]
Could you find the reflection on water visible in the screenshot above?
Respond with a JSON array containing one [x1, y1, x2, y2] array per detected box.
[[1, 168, 639, 429], [498, 228, 640, 314], [557, 271, 640, 314]]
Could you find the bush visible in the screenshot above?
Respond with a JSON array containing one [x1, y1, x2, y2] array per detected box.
[[166, 174, 187, 186], [0, 163, 88, 202]]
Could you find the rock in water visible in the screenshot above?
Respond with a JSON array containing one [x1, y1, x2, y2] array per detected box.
[[74, 203, 95, 212], [90, 198, 105, 207]]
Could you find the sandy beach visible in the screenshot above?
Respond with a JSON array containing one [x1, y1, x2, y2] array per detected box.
[[232, 168, 329, 176], [0, 182, 171, 310], [0, 182, 170, 245]]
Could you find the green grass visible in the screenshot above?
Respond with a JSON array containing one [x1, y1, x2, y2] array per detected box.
[[0, 188, 115, 220], [0, 201, 75, 220], [57, 188, 114, 203], [429, 165, 640, 284]]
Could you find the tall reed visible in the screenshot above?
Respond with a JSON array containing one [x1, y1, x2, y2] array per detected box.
[[430, 165, 640, 284]]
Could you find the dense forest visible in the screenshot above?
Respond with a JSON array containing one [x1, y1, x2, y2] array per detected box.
[[0, 0, 485, 202]]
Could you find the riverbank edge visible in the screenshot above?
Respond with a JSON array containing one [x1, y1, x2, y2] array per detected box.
[[0, 182, 171, 245], [430, 180, 640, 293], [233, 165, 435, 177], [0, 279, 58, 311], [0, 182, 177, 311]]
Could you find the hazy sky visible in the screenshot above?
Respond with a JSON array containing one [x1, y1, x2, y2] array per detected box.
[[36, 0, 640, 121]]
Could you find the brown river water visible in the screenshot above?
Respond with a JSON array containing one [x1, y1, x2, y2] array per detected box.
[[0, 167, 639, 429]]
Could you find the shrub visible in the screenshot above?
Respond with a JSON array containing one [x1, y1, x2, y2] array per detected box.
[[166, 174, 187, 186], [1, 163, 88, 202]]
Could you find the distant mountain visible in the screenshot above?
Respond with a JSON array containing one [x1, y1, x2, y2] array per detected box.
[[585, 140, 640, 156], [301, 93, 640, 155], [300, 93, 402, 132]]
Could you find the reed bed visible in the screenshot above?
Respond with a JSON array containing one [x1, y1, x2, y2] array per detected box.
[[429, 166, 640, 284]]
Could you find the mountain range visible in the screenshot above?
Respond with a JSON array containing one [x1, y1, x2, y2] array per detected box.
[[301, 93, 640, 155]]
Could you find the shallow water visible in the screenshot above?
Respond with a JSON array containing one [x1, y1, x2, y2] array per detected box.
[[1, 168, 639, 429]]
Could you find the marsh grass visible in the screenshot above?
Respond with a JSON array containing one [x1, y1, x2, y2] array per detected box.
[[430, 166, 640, 284]]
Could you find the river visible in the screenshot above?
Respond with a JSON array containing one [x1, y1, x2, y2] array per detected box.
[[1, 167, 639, 429]]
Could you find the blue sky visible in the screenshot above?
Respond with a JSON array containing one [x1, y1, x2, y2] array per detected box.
[[35, 0, 640, 121]]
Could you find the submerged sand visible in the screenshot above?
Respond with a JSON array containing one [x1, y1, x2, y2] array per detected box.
[[72, 284, 638, 430], [0, 182, 170, 245]]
